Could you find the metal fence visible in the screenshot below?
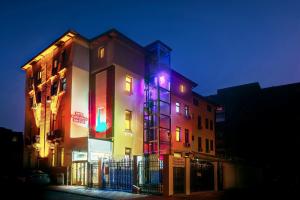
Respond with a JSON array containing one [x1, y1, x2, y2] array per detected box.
[[102, 159, 133, 191], [138, 157, 163, 194], [190, 160, 214, 192]]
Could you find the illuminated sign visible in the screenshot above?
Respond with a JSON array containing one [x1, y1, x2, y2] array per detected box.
[[72, 151, 88, 161], [96, 107, 107, 132], [71, 111, 88, 124]]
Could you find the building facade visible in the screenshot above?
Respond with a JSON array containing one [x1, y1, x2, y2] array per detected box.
[[22, 29, 216, 186]]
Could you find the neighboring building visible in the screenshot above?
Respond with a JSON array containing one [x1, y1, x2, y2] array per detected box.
[[21, 29, 216, 186], [0, 127, 23, 174], [208, 82, 300, 188]]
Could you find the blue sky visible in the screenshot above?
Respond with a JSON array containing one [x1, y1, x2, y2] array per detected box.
[[1, 0, 300, 131]]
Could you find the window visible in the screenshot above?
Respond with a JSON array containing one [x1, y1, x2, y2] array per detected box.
[[175, 102, 180, 113], [179, 84, 185, 93], [36, 70, 42, 84], [61, 77, 67, 92], [51, 81, 58, 96], [29, 96, 34, 108], [125, 75, 133, 93], [28, 76, 34, 90], [205, 118, 209, 129], [61, 50, 68, 65], [192, 135, 194, 141], [52, 59, 58, 75], [197, 115, 202, 129], [193, 98, 199, 106], [198, 137, 202, 152], [205, 139, 209, 153], [207, 105, 212, 112], [184, 105, 189, 117], [98, 47, 105, 59], [210, 140, 214, 151], [184, 129, 189, 144], [125, 110, 132, 130], [125, 147, 131, 157], [36, 91, 42, 103], [210, 120, 214, 130], [175, 127, 181, 141]]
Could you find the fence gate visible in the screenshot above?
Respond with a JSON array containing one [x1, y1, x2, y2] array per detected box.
[[190, 160, 214, 192], [102, 159, 133, 191], [137, 157, 163, 194]]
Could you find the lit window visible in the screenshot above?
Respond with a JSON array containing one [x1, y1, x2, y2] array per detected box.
[[125, 75, 133, 93], [125, 110, 132, 130], [36, 70, 42, 84], [180, 84, 185, 93], [175, 127, 181, 142], [98, 47, 105, 58], [125, 147, 131, 157], [175, 102, 180, 113]]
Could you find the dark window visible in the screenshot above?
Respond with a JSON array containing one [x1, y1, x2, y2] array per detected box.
[[205, 118, 209, 129], [52, 59, 58, 75], [205, 139, 209, 153], [29, 96, 34, 107], [28, 76, 34, 90], [210, 120, 214, 130], [193, 98, 199, 106], [210, 140, 214, 151], [51, 81, 58, 96], [197, 115, 202, 129], [61, 77, 67, 91], [192, 135, 194, 141], [36, 91, 41, 103], [61, 50, 68, 67], [207, 105, 212, 112], [184, 129, 189, 144], [198, 137, 202, 152]]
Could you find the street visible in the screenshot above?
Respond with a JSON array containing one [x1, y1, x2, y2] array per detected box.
[[43, 190, 105, 200]]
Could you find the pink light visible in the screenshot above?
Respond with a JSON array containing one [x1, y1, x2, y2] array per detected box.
[[159, 76, 165, 85]]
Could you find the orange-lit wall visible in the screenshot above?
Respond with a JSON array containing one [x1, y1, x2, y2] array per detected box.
[[191, 95, 216, 156]]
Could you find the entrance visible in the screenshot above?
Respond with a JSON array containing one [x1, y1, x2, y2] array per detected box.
[[72, 161, 88, 185]]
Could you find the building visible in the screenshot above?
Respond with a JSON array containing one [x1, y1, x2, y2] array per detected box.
[[0, 127, 23, 175], [208, 82, 300, 189], [21, 29, 216, 186]]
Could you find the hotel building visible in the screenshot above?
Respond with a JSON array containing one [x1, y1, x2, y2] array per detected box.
[[22, 29, 216, 185]]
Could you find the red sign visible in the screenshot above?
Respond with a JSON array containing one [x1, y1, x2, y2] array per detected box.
[[72, 112, 88, 124]]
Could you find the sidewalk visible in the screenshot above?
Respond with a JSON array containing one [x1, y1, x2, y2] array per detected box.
[[47, 185, 223, 200], [47, 185, 149, 199]]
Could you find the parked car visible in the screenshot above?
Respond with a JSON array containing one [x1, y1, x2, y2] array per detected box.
[[17, 170, 51, 186]]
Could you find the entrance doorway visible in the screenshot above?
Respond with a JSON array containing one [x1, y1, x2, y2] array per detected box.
[[72, 161, 88, 185]]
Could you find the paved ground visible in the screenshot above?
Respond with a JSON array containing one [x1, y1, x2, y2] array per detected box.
[[47, 186, 148, 199], [48, 186, 224, 200]]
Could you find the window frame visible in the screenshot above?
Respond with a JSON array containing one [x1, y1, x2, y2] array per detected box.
[[125, 110, 132, 131], [125, 75, 133, 94], [175, 127, 181, 142], [98, 47, 105, 59], [175, 102, 180, 113]]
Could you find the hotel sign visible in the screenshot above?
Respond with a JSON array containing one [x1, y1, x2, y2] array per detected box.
[[72, 111, 88, 124]]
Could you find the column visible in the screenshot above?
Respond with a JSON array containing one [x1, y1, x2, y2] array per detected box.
[[163, 155, 173, 196]]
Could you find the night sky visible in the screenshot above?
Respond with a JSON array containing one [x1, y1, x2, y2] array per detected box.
[[1, 0, 300, 132]]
